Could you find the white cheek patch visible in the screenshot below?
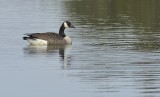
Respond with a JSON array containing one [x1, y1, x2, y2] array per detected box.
[[64, 22, 69, 28]]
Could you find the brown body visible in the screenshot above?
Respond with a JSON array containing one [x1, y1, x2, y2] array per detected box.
[[23, 21, 75, 45], [26, 32, 67, 45]]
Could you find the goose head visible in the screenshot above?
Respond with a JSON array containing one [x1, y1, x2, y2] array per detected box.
[[63, 21, 75, 28], [59, 21, 75, 37]]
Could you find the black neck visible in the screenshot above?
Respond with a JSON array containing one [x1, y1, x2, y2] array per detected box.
[[59, 24, 66, 37]]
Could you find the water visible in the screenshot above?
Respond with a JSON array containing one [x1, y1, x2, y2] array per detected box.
[[0, 0, 160, 97]]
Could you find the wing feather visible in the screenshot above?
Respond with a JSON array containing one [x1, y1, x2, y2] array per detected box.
[[27, 32, 66, 45]]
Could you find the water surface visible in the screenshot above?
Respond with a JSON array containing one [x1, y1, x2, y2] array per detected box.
[[0, 0, 160, 97]]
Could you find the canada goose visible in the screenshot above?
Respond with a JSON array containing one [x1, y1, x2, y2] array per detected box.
[[23, 21, 75, 45]]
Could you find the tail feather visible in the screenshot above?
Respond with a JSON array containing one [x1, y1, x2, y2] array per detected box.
[[23, 37, 29, 40]]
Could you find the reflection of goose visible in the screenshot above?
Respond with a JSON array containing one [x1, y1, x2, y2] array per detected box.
[[24, 44, 72, 68], [23, 21, 75, 45]]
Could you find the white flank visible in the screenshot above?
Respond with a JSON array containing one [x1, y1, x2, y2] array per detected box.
[[64, 36, 72, 44], [64, 22, 69, 28], [27, 39, 47, 45]]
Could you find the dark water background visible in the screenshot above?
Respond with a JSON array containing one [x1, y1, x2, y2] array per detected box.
[[0, 0, 160, 97]]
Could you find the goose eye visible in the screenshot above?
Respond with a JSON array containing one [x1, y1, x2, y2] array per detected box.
[[67, 22, 71, 26]]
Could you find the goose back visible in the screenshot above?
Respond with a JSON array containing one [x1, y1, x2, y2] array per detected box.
[[27, 32, 66, 45]]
